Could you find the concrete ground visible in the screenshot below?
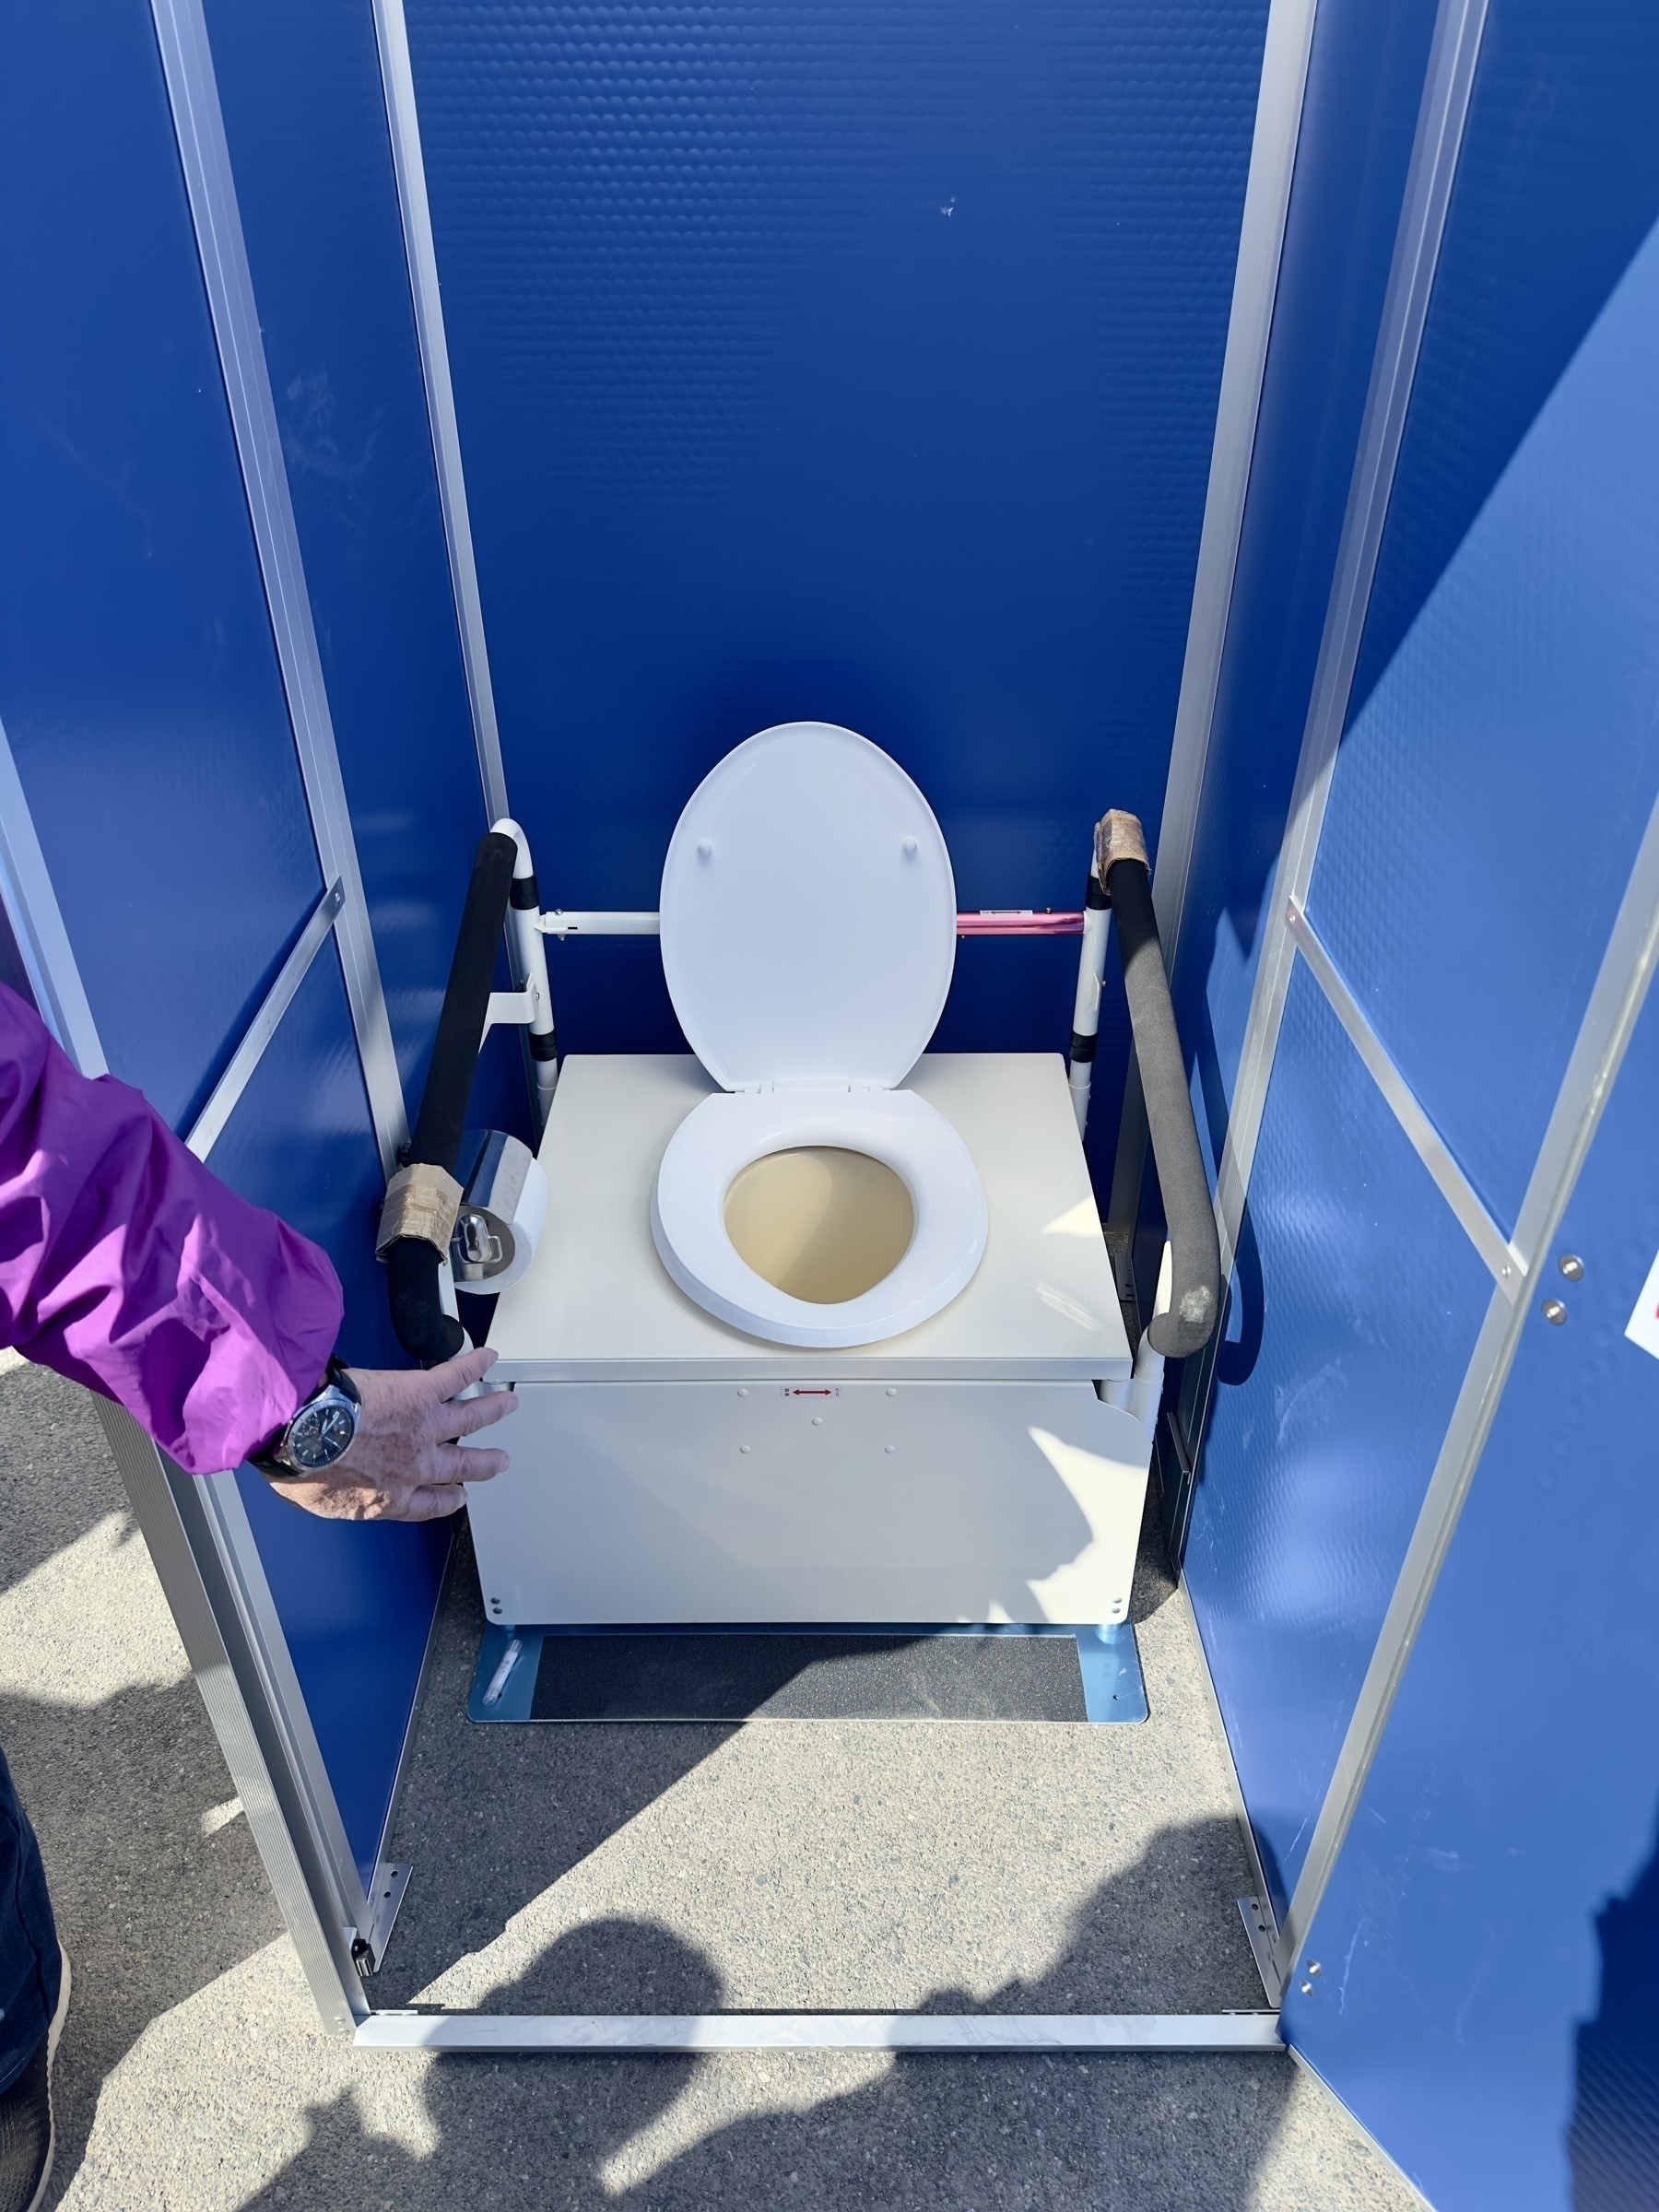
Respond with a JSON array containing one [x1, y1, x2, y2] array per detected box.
[[0, 1352, 1425, 2210]]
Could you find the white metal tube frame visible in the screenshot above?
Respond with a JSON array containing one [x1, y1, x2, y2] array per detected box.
[[531, 895, 1107, 1129]]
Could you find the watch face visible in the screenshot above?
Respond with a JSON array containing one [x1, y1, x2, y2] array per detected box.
[[288, 1394, 359, 1472]]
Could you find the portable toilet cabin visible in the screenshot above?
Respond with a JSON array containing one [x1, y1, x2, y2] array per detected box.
[[2, 1, 1656, 2205]]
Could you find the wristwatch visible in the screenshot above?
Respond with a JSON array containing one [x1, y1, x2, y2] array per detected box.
[[250, 1358, 362, 1480]]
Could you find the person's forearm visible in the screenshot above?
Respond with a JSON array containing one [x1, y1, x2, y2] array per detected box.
[[0, 984, 342, 1473]]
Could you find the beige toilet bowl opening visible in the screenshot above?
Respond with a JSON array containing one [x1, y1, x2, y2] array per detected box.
[[722, 1146, 916, 1305]]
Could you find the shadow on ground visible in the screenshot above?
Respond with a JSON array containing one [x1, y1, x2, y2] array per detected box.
[[247, 1858, 1302, 2212], [0, 1361, 290, 2199], [0, 1362, 1418, 2210]]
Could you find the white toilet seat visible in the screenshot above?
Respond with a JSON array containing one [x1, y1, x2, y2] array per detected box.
[[652, 1085, 988, 1348], [652, 722, 989, 1347]]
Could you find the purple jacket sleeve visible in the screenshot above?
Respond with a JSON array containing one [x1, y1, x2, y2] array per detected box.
[[0, 983, 343, 1474]]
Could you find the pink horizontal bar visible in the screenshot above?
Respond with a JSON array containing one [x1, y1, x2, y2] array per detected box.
[[955, 911, 1085, 937]]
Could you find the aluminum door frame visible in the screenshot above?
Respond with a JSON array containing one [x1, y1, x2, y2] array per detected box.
[[326, 0, 1319, 2052]]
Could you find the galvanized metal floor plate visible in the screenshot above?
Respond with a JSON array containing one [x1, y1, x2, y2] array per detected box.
[[467, 1620, 1148, 1725]]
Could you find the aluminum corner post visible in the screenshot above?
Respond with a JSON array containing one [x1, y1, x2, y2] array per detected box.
[[368, 0, 555, 1113], [1107, 0, 1321, 1236], [0, 736, 369, 2032], [369, 0, 512, 839], [148, 0, 408, 1180], [94, 1407, 368, 2034], [1207, 0, 1488, 1300], [1114, 0, 1488, 1989], [1277, 790, 1659, 1983], [0, 719, 107, 1082]]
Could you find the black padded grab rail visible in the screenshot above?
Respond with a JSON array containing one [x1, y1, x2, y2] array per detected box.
[[384, 830, 518, 1365], [1098, 814, 1221, 1359]]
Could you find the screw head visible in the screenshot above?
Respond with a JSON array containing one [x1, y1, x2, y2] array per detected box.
[[1306, 1960, 1322, 1975], [1300, 1981, 1314, 1995], [1541, 1298, 1568, 1325], [1558, 1253, 1584, 1282]]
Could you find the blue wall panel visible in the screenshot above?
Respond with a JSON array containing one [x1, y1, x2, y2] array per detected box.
[[202, 0, 527, 1141], [1349, 0, 1659, 721], [404, 0, 1269, 1190], [1170, 0, 1441, 1199], [211, 950, 447, 1886], [1185, 960, 1491, 1916], [0, 0, 324, 1135], [1307, 216, 1659, 1238], [1286, 971, 1659, 2212]]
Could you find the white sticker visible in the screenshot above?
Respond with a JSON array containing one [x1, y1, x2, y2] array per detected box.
[[1625, 1250, 1659, 1361]]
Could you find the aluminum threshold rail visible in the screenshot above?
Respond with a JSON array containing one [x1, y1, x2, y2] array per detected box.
[[355, 2011, 1283, 2053]]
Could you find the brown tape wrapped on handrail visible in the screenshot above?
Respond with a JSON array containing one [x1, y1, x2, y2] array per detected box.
[[1093, 807, 1149, 884], [375, 1162, 463, 1261]]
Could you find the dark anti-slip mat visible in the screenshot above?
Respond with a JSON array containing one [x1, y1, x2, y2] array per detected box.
[[466, 1624, 1149, 1724], [530, 1631, 1088, 1723]]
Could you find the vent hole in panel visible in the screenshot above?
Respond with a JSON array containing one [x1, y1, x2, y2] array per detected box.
[[723, 1147, 914, 1304]]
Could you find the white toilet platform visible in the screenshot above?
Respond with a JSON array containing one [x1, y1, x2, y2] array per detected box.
[[488, 1053, 1131, 1382], [473, 1053, 1149, 1630]]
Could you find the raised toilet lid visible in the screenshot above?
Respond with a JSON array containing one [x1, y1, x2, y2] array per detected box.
[[660, 724, 957, 1091]]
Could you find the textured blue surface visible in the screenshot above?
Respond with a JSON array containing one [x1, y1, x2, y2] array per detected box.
[[1170, 0, 1441, 1191], [0, 0, 444, 1882], [1308, 217, 1659, 1238], [202, 0, 527, 1141], [212, 952, 448, 1887], [1288, 975, 1659, 2212], [404, 0, 1269, 1192], [1349, 0, 1659, 721], [1185, 960, 1491, 1917], [0, 0, 324, 1135]]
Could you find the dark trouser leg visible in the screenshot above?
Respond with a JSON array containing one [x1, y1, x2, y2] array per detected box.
[[0, 1747, 58, 2092]]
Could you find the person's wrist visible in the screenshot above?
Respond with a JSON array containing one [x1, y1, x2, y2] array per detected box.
[[250, 1357, 357, 1479]]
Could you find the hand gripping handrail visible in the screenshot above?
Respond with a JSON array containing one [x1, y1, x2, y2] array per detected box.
[[1095, 811, 1220, 1359], [379, 829, 518, 1364]]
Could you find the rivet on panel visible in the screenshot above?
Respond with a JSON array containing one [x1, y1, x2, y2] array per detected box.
[[884, 1443, 897, 1454], [1558, 1253, 1584, 1282], [1541, 1298, 1568, 1325], [697, 840, 712, 861], [739, 1444, 751, 1454], [885, 1386, 898, 1397], [736, 1387, 749, 1398], [811, 1415, 825, 1427], [901, 837, 918, 858]]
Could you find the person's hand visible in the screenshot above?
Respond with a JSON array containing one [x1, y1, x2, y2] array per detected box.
[[267, 1346, 518, 1522]]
